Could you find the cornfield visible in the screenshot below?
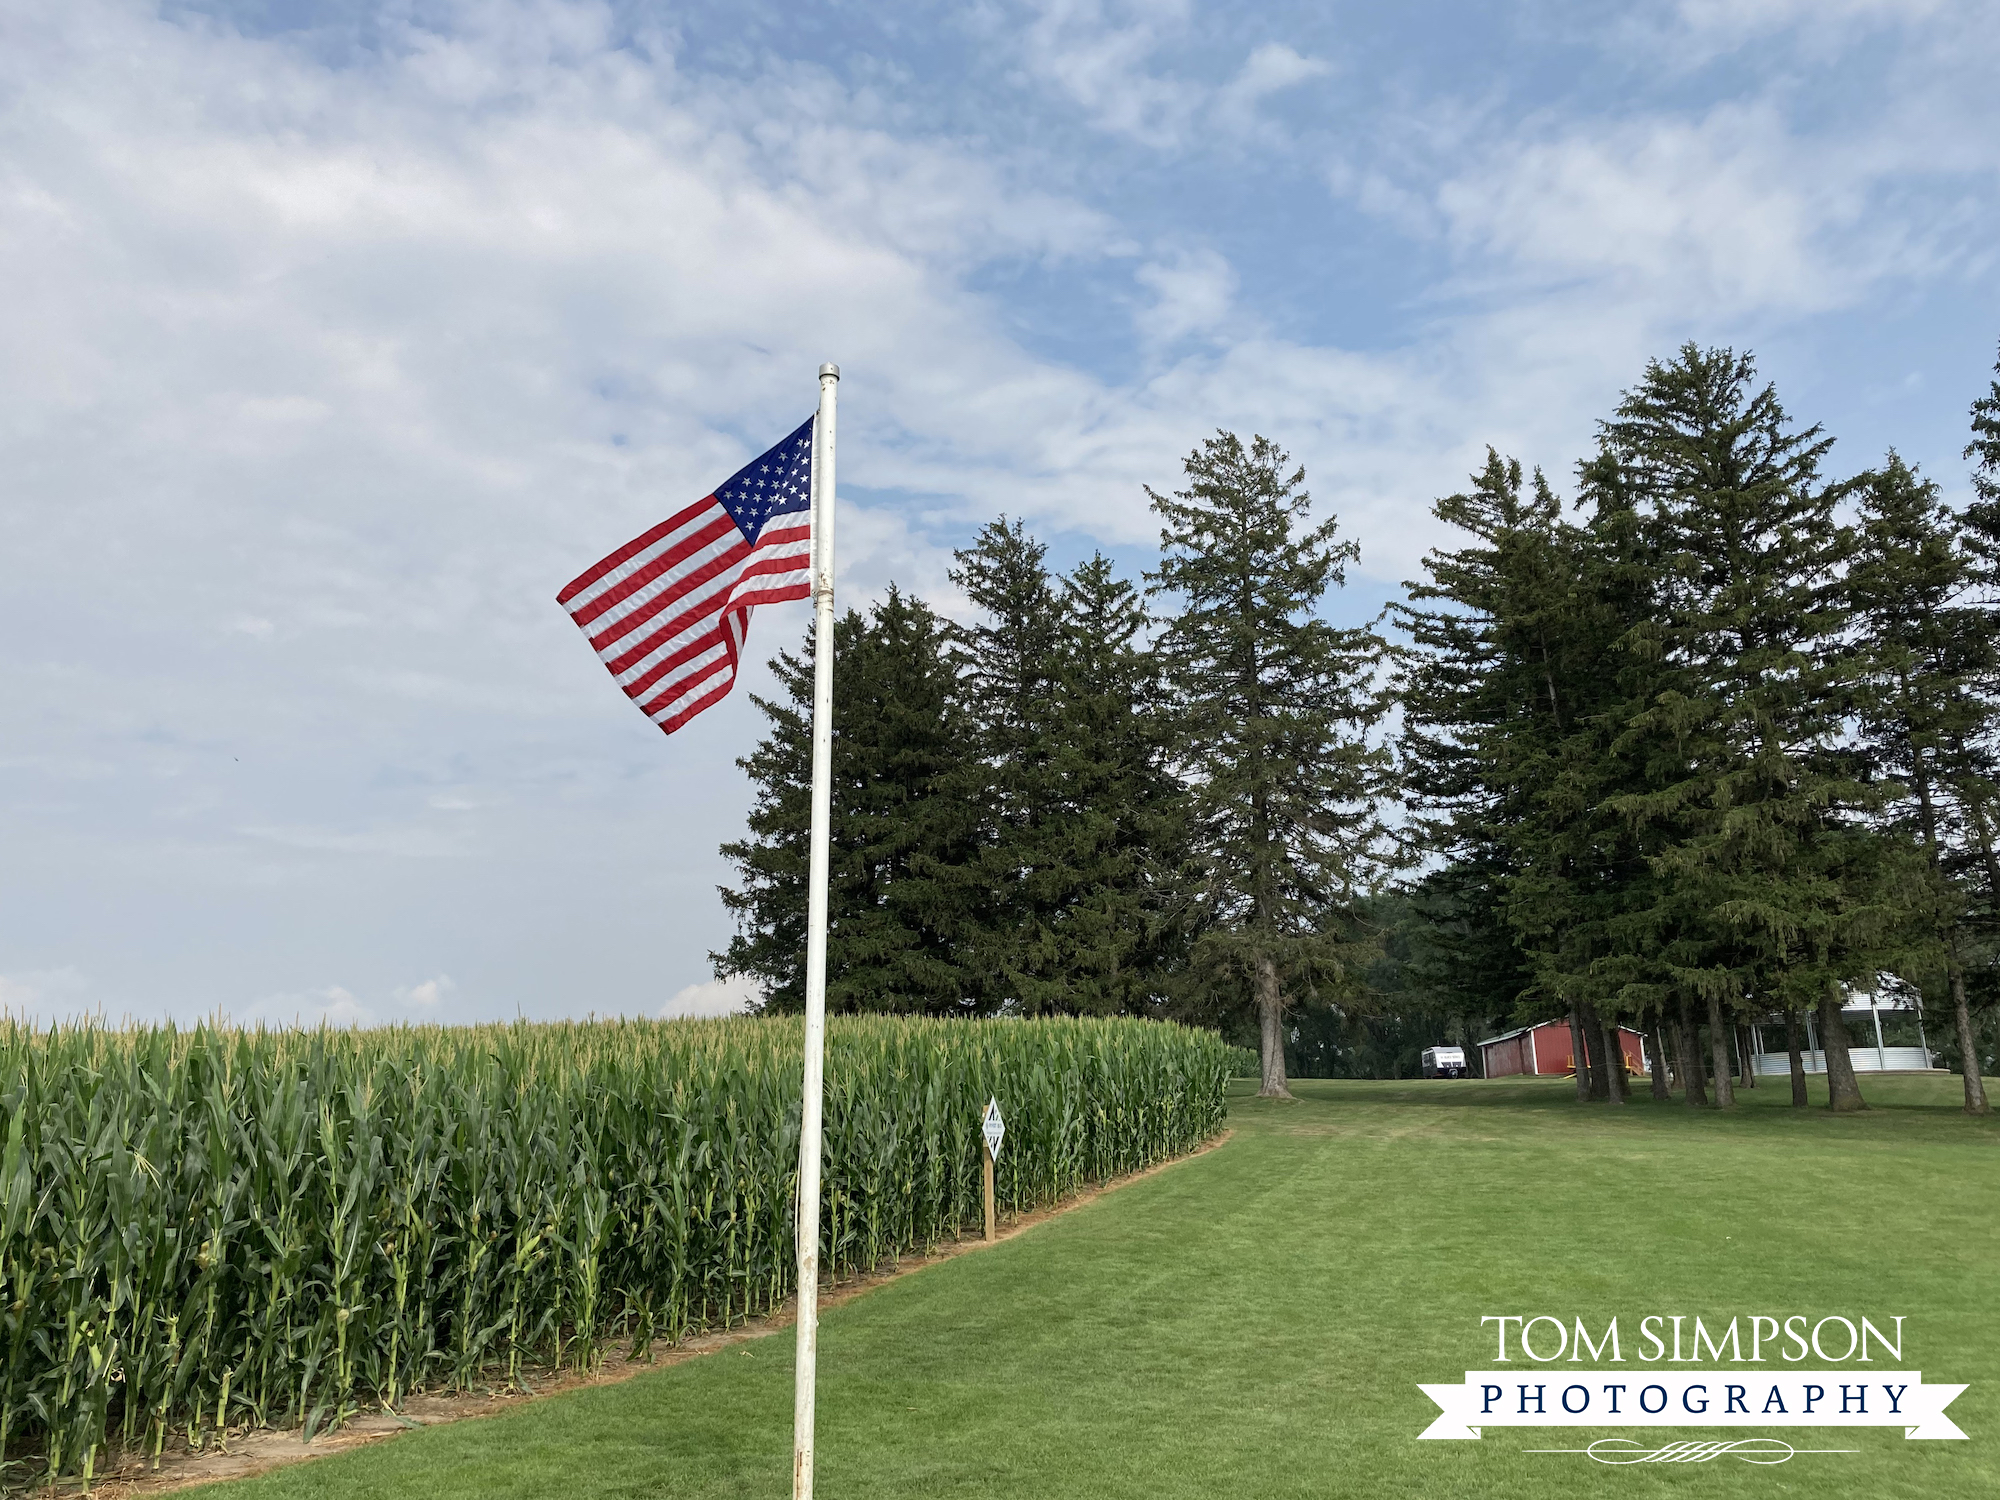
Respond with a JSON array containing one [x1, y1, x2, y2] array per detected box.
[[0, 1014, 1229, 1484]]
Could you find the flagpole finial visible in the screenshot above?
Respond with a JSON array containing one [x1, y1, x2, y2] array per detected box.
[[819, 363, 839, 380]]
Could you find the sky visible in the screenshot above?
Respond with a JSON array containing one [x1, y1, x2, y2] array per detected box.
[[3, 0, 1997, 1028]]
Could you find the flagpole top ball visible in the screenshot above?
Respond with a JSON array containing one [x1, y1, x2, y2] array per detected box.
[[820, 363, 839, 380]]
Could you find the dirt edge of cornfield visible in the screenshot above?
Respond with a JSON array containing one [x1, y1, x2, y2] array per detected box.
[[73, 1128, 1234, 1498]]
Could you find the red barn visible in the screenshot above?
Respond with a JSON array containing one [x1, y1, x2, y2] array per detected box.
[[1478, 1022, 1647, 1079]]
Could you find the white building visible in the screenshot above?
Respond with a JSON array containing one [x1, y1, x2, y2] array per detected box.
[[1748, 983, 1935, 1075]]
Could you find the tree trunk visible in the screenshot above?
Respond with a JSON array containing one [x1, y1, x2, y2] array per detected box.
[[1737, 1024, 1755, 1088], [1819, 982, 1866, 1112], [1919, 747, 1990, 1117], [1582, 1007, 1611, 1101], [1648, 1011, 1671, 1101], [1255, 952, 1292, 1099], [1596, 1011, 1628, 1103], [1785, 1009, 1808, 1108], [1706, 992, 1734, 1108], [1949, 958, 1990, 1116], [1568, 1008, 1593, 1101], [1676, 995, 1707, 1108]]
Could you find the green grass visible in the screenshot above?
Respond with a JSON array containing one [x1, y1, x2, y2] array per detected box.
[[193, 1074, 2000, 1499]]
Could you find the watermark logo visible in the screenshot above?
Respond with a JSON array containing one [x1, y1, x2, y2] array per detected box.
[[1526, 1438, 1855, 1465], [1417, 1315, 1970, 1447], [1418, 1369, 1967, 1441]]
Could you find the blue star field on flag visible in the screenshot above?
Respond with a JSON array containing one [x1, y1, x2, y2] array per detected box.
[[714, 416, 815, 542]]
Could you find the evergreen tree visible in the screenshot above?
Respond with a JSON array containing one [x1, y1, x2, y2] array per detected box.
[[949, 521, 1193, 1014], [1395, 860, 1530, 1056], [1597, 346, 1892, 1111], [1954, 341, 2000, 932], [1033, 553, 1192, 1013], [1567, 447, 1708, 1106], [1327, 887, 1512, 1078], [1966, 338, 2000, 511], [1848, 454, 1995, 1113], [947, 519, 1067, 1009], [1401, 451, 1654, 1102], [716, 587, 984, 1014], [1147, 432, 1395, 1097], [1399, 452, 1569, 892]]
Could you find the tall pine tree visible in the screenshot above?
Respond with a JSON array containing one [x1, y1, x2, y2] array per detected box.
[[1848, 454, 1995, 1113], [1148, 433, 1395, 1097], [947, 518, 1068, 1010], [1401, 450, 1656, 1103], [1954, 343, 2000, 960], [1037, 553, 1192, 1013], [1598, 346, 1891, 1111], [716, 587, 984, 1014], [949, 522, 1191, 1013], [1967, 338, 2000, 512]]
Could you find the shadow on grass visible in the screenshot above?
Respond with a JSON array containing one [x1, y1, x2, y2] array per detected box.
[[1226, 1072, 2000, 1135]]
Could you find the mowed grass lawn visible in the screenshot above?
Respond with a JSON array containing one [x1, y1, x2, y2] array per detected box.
[[195, 1074, 2000, 1500]]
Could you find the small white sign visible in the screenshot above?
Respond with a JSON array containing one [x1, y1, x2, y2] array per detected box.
[[981, 1098, 1005, 1161]]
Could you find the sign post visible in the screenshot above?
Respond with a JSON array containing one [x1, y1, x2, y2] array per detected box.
[[980, 1098, 1004, 1242]]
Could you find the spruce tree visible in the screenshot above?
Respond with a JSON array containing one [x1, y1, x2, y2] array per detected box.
[[1966, 338, 2000, 511], [1596, 346, 1889, 1111], [1399, 452, 1572, 898], [716, 587, 983, 1014], [1569, 448, 1703, 1106], [1848, 455, 1994, 1113], [715, 625, 815, 1006], [1035, 553, 1191, 1013], [1147, 432, 1394, 1097], [947, 519, 1067, 1009], [1401, 451, 1656, 1103], [946, 522, 1190, 1013], [1956, 341, 2000, 923], [1395, 859, 1530, 1061]]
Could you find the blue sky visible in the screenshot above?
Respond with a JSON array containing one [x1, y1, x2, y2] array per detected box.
[[3, 0, 1997, 1026]]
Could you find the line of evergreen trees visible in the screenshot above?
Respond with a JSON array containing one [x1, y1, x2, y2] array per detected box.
[[715, 342, 2000, 1116]]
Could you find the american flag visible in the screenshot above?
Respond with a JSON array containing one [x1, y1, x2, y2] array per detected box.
[[559, 417, 815, 735]]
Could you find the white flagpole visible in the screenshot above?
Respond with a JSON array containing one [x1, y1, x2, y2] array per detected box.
[[793, 361, 838, 1500]]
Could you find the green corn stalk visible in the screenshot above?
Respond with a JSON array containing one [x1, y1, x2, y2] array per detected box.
[[0, 1015, 1228, 1482]]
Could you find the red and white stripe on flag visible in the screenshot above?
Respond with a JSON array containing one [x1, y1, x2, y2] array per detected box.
[[559, 416, 815, 735]]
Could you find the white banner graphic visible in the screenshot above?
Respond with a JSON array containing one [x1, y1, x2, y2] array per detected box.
[[1417, 1371, 1967, 1441]]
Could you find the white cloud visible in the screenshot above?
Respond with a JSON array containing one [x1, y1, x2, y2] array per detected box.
[[0, 1, 1980, 600], [1435, 104, 1863, 316], [1229, 41, 1329, 100], [1665, 0, 1948, 56], [1214, 43, 1330, 137], [0, 0, 1669, 740], [1008, 2, 1328, 149], [0, 967, 91, 1021], [1134, 245, 1237, 347], [394, 974, 456, 1010], [1013, 0, 1200, 148], [236, 824, 469, 859], [0, 0, 1992, 1029], [217, 975, 450, 1028], [237, 984, 375, 1027], [660, 974, 761, 1019]]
